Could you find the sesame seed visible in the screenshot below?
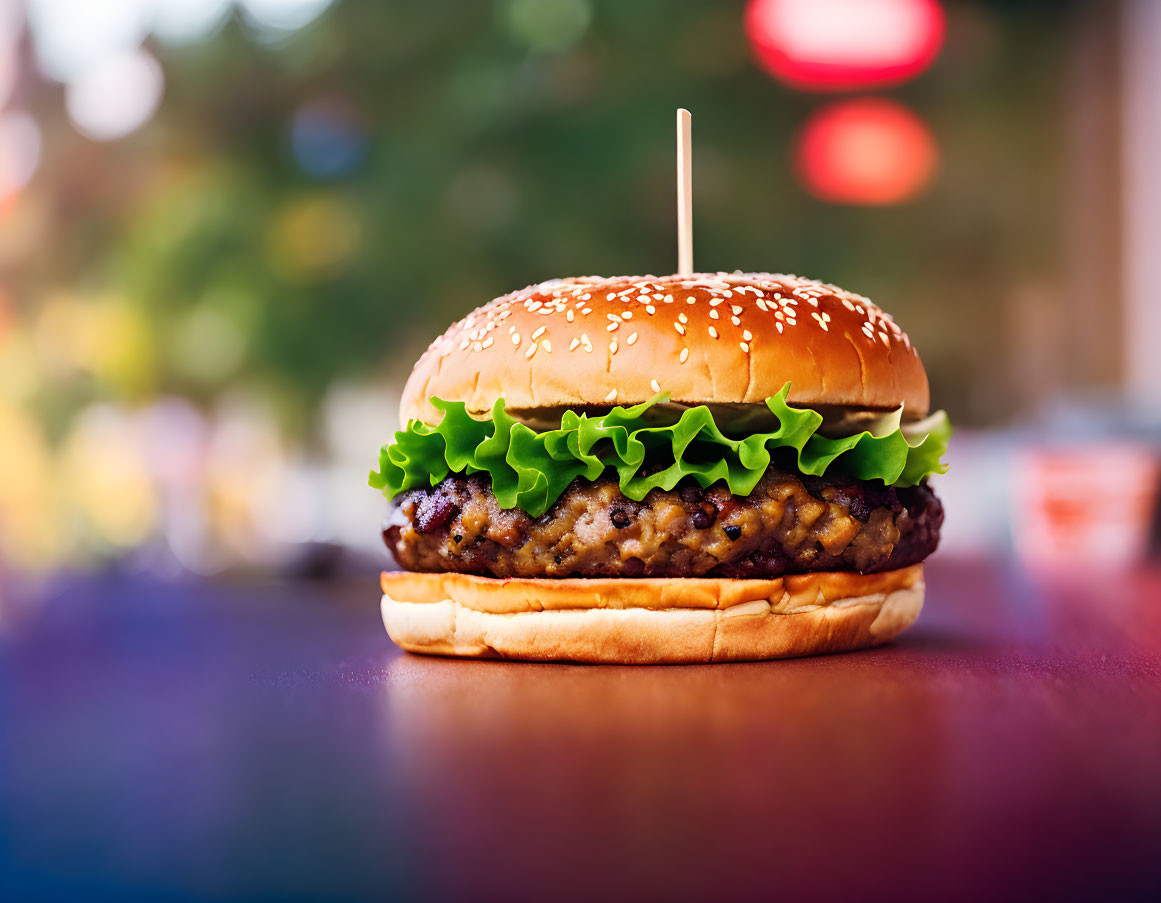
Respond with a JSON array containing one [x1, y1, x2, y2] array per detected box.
[[542, 339, 552, 352], [622, 311, 633, 320], [582, 333, 593, 352], [674, 323, 686, 336], [610, 340, 618, 354], [742, 329, 752, 341], [740, 342, 750, 353], [775, 322, 784, 334], [646, 305, 656, 314], [731, 305, 742, 315], [580, 293, 591, 300], [607, 322, 619, 332], [686, 296, 696, 304], [458, 337, 470, 350], [569, 337, 580, 351], [606, 292, 616, 301], [756, 299, 768, 311], [678, 312, 688, 323], [605, 389, 618, 402], [710, 309, 720, 320], [566, 309, 575, 322], [532, 326, 546, 339], [626, 331, 638, 345], [526, 343, 537, 359], [482, 336, 494, 348], [709, 298, 723, 307], [708, 326, 718, 339], [472, 342, 482, 352], [651, 379, 661, 392], [582, 307, 592, 315], [679, 348, 689, 364], [731, 316, 741, 326]]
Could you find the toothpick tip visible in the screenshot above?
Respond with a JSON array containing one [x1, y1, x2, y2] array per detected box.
[[676, 108, 693, 276]]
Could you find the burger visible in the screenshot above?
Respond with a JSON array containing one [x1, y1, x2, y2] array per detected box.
[[370, 272, 950, 663]]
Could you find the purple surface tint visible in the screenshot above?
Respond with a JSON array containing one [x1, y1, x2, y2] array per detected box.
[[2, 560, 1161, 902]]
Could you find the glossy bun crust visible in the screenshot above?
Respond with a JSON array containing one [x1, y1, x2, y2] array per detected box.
[[400, 273, 930, 426], [380, 565, 924, 664]]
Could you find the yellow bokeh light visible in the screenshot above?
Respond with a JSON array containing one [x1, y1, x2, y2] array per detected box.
[[0, 324, 41, 403], [267, 193, 362, 283], [205, 411, 286, 558], [0, 400, 65, 570], [34, 292, 156, 395], [88, 298, 156, 396], [58, 405, 158, 549]]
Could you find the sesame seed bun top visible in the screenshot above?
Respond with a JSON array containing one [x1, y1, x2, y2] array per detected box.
[[399, 272, 930, 427]]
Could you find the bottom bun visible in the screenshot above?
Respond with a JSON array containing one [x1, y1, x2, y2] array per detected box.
[[379, 565, 924, 664]]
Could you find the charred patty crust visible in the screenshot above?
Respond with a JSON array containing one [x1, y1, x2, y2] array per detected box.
[[383, 468, 942, 579]]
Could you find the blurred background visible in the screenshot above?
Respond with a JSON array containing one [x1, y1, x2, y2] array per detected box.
[[0, 0, 1160, 590]]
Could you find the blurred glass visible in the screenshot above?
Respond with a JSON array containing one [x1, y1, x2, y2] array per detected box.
[[1014, 445, 1161, 570]]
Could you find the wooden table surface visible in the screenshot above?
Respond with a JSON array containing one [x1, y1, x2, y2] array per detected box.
[[2, 557, 1160, 902]]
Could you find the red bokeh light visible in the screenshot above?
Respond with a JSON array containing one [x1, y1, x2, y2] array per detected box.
[[794, 98, 937, 205], [746, 0, 945, 91]]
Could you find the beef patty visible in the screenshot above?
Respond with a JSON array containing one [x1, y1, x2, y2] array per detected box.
[[383, 468, 942, 579]]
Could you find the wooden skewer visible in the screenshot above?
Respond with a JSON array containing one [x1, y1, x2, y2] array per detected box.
[[676, 108, 693, 276]]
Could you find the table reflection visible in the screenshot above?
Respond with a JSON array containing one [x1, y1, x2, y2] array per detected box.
[[369, 563, 1161, 900], [2, 561, 1159, 902]]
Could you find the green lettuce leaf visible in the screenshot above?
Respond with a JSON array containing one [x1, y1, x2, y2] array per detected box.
[[369, 383, 951, 517]]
